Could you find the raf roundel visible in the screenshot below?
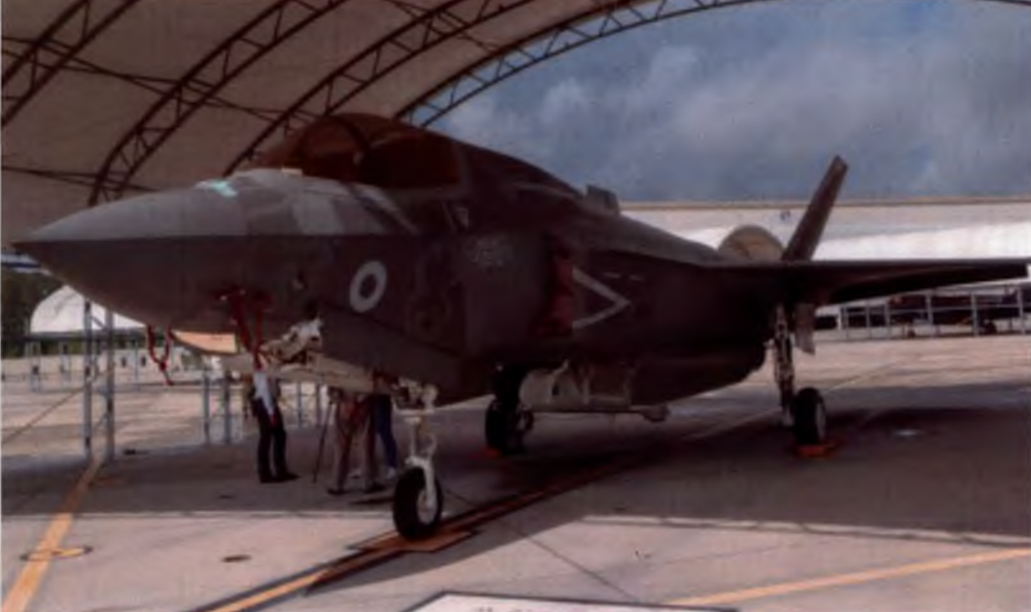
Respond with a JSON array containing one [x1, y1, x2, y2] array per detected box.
[[349, 261, 388, 313]]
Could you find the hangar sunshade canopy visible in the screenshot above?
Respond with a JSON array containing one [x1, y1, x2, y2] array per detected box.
[[4, 0, 1029, 245]]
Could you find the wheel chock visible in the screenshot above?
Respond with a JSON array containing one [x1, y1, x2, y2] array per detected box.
[[794, 438, 841, 459]]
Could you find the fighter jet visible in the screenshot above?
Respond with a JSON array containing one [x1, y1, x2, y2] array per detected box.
[[16, 113, 1029, 539]]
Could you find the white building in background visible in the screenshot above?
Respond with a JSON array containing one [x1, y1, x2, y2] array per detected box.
[[626, 195, 1031, 264], [30, 285, 143, 337], [627, 196, 1030, 335]]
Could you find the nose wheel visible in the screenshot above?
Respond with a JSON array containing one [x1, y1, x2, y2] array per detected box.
[[393, 467, 443, 540], [392, 382, 444, 540]]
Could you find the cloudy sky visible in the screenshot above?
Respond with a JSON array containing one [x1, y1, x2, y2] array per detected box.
[[437, 0, 1031, 202]]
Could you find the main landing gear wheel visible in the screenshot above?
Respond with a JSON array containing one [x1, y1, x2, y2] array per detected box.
[[485, 400, 533, 455], [486, 365, 534, 455], [790, 387, 827, 447], [392, 468, 443, 540]]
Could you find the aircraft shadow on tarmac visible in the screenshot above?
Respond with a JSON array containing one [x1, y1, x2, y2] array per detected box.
[[4, 380, 1027, 600], [312, 393, 1029, 594]]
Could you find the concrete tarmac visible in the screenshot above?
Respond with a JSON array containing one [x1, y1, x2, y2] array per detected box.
[[2, 334, 1029, 612]]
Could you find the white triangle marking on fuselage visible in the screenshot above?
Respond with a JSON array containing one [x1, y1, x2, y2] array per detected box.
[[571, 267, 631, 330]]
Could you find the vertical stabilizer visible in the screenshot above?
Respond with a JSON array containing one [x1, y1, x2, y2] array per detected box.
[[782, 156, 848, 262]]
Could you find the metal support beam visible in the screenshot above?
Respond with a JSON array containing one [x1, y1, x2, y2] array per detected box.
[[104, 308, 116, 462], [2, 164, 155, 193], [224, 0, 531, 173], [1018, 286, 1027, 334], [82, 299, 94, 457], [202, 365, 212, 444], [90, 0, 351, 205], [132, 338, 140, 387], [401, 0, 753, 126], [221, 369, 233, 444], [399, 0, 1031, 126], [971, 291, 980, 336], [314, 384, 323, 430], [2, 39, 283, 123], [2, 0, 145, 126]]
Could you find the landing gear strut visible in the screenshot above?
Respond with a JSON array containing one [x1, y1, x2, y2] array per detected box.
[[485, 366, 534, 455], [772, 306, 828, 448], [392, 383, 443, 540]]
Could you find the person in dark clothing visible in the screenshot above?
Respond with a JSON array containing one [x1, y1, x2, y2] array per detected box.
[[369, 374, 399, 480], [247, 372, 297, 484]]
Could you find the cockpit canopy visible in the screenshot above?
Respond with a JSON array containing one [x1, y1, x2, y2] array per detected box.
[[250, 113, 460, 189], [249, 113, 580, 201]]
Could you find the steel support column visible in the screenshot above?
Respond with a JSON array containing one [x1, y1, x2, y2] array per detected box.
[[104, 308, 116, 462], [221, 369, 233, 444], [82, 300, 94, 457], [202, 365, 212, 444], [971, 292, 980, 336], [1018, 286, 1027, 334]]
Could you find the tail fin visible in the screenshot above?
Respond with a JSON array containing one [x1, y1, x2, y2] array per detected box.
[[782, 156, 848, 262]]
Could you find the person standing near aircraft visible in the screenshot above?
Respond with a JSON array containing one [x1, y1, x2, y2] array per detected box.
[[247, 372, 297, 484], [369, 373, 399, 481], [326, 387, 378, 495]]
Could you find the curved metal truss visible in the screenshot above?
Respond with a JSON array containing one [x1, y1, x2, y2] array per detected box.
[[400, 0, 762, 127], [224, 0, 1031, 173], [221, 0, 533, 176], [2, 0, 146, 126], [400, 0, 1031, 127], [89, 0, 352, 204], [12, 0, 1026, 201]]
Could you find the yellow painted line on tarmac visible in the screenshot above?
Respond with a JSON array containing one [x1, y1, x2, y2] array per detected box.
[[195, 407, 770, 612], [671, 547, 1031, 607], [198, 459, 636, 612], [3, 455, 103, 612], [201, 549, 396, 612]]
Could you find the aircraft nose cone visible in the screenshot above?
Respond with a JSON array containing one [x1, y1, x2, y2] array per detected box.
[[17, 189, 191, 274], [14, 187, 239, 329]]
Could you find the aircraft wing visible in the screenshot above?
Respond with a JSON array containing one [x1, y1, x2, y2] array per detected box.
[[727, 258, 1031, 306]]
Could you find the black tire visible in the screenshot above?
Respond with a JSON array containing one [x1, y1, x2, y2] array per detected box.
[[790, 387, 827, 446], [485, 400, 532, 455], [485, 399, 507, 451], [392, 468, 443, 540]]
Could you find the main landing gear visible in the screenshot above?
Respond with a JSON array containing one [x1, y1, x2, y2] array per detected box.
[[773, 306, 829, 450], [392, 382, 444, 540], [485, 366, 535, 455]]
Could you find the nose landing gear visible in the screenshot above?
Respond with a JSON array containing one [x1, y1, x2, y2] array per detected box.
[[392, 383, 444, 540]]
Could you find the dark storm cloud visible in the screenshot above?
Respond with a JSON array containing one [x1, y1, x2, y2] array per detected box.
[[439, 0, 1031, 200]]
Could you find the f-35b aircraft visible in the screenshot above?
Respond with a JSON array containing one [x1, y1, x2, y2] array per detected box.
[[18, 113, 1029, 539]]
